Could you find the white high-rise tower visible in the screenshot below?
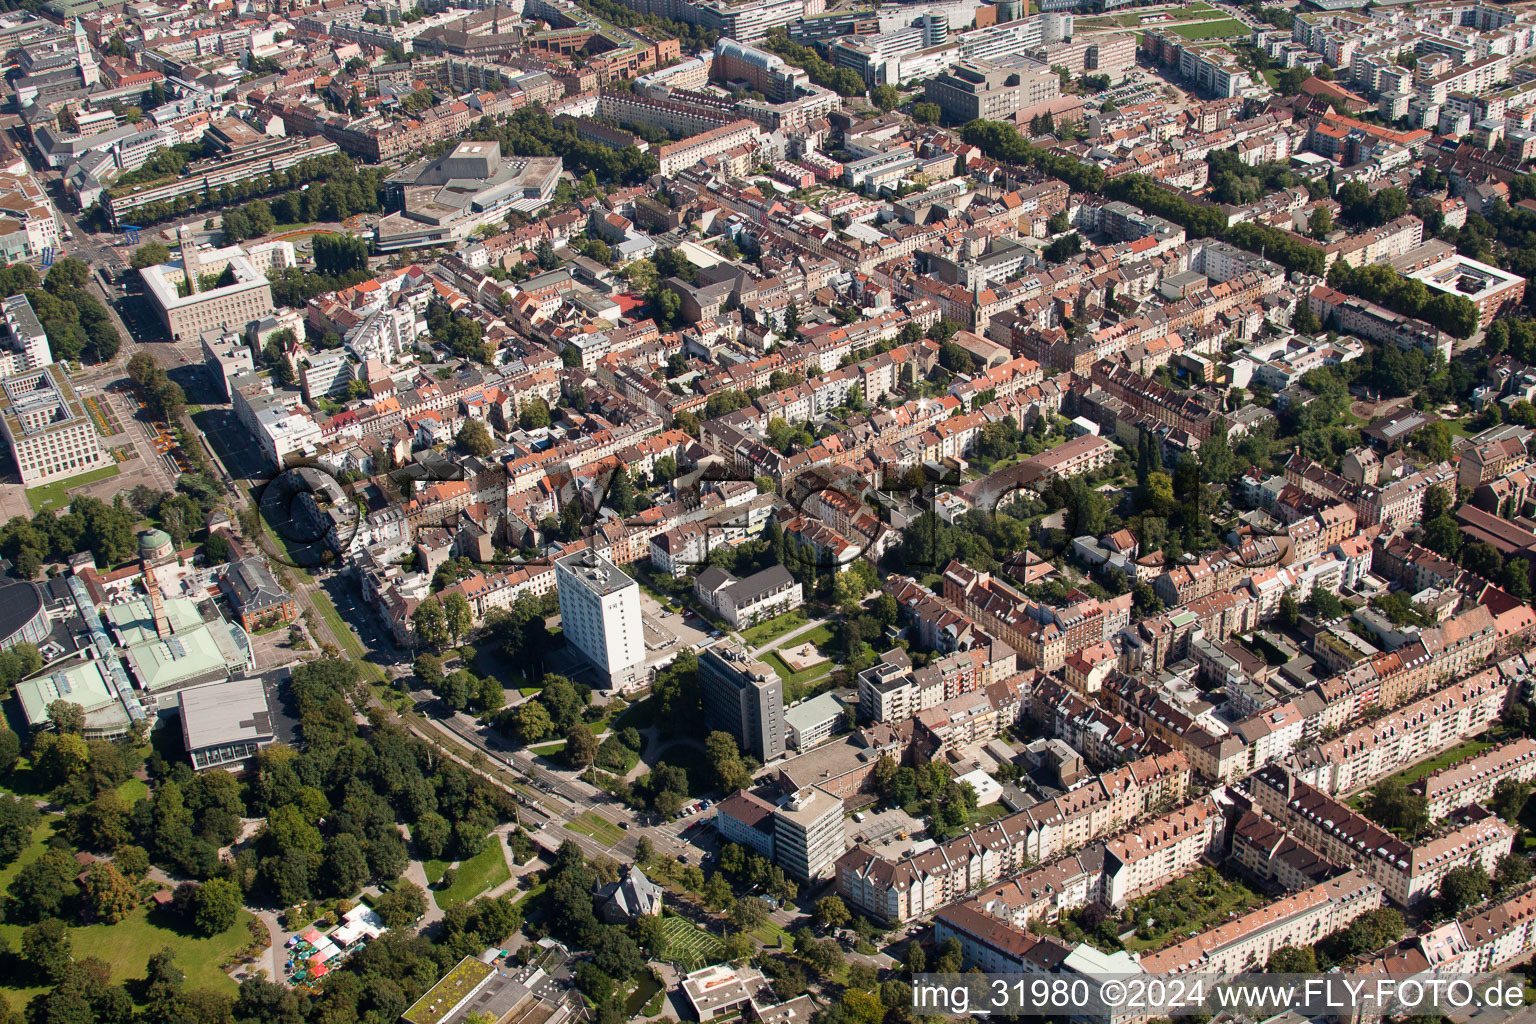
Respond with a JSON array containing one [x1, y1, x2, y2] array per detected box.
[[555, 548, 646, 694]]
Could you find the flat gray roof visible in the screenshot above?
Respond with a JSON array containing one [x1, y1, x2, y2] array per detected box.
[[179, 678, 273, 750]]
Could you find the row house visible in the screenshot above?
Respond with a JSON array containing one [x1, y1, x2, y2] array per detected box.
[[1414, 737, 1536, 819], [1102, 793, 1228, 907], [1248, 765, 1515, 907], [835, 749, 1191, 922], [1292, 666, 1510, 795]]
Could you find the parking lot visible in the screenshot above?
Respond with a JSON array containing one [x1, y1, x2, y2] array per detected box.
[[637, 591, 711, 667], [849, 807, 927, 858]]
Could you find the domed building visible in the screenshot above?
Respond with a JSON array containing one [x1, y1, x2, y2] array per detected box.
[[0, 576, 47, 651], [139, 528, 174, 563]]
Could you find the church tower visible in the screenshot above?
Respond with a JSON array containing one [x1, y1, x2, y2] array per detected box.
[[74, 20, 99, 88]]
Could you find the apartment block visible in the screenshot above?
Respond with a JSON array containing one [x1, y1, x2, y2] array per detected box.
[[834, 750, 1191, 922], [1414, 738, 1536, 819], [699, 641, 785, 761], [554, 548, 646, 694], [924, 58, 1059, 123], [1248, 766, 1515, 907], [1102, 793, 1227, 908]]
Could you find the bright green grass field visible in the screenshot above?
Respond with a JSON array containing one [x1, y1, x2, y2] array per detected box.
[[1165, 18, 1249, 38], [26, 465, 121, 512], [0, 818, 255, 1010], [424, 838, 511, 910]]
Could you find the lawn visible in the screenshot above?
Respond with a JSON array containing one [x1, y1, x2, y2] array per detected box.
[[657, 914, 724, 971], [1164, 17, 1248, 38], [565, 810, 626, 845], [751, 917, 794, 950], [423, 838, 511, 910], [1346, 737, 1494, 803], [117, 777, 149, 805], [257, 520, 318, 587], [26, 464, 121, 512], [64, 905, 256, 992], [309, 592, 386, 684], [969, 802, 1013, 828], [762, 650, 833, 688], [1444, 417, 1477, 439], [1078, 3, 1223, 28], [738, 609, 809, 648], [0, 817, 254, 1009], [512, 880, 547, 913]]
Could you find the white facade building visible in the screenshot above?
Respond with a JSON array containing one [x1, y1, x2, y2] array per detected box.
[[555, 548, 647, 694]]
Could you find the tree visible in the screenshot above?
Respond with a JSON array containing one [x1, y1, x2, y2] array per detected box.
[[192, 878, 241, 935], [81, 862, 137, 924], [801, 936, 844, 978], [48, 700, 85, 734], [730, 896, 768, 931], [373, 880, 428, 928], [1277, 592, 1300, 628], [45, 257, 89, 293], [1044, 232, 1083, 263], [912, 102, 941, 123], [1463, 540, 1503, 579], [8, 847, 79, 921], [508, 701, 554, 744], [1364, 777, 1429, 840], [457, 420, 494, 457], [1439, 863, 1491, 913], [443, 592, 473, 643], [1492, 779, 1531, 823], [705, 731, 752, 792], [1309, 585, 1344, 620], [565, 723, 599, 768], [1266, 945, 1318, 973], [1307, 206, 1333, 240], [0, 795, 39, 865], [21, 919, 72, 983], [604, 466, 635, 516], [1495, 852, 1534, 893], [413, 597, 450, 648], [814, 895, 850, 930], [905, 939, 926, 975], [314, 233, 370, 276], [1292, 301, 1321, 334], [130, 241, 171, 269], [519, 398, 551, 430], [871, 84, 899, 110]]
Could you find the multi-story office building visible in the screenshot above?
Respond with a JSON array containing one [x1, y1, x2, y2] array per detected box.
[[771, 786, 845, 881], [924, 58, 1059, 122], [713, 38, 808, 101], [555, 548, 646, 693], [0, 362, 109, 485], [0, 295, 51, 378], [141, 243, 278, 342], [699, 641, 785, 761]]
